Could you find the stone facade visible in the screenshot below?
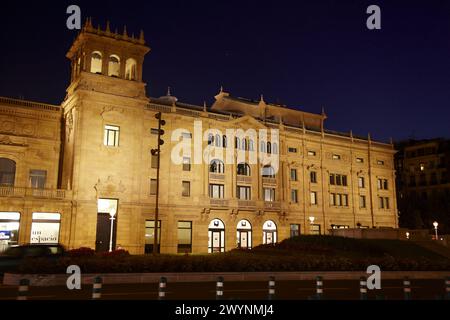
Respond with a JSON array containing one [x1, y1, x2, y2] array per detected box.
[[0, 20, 398, 254]]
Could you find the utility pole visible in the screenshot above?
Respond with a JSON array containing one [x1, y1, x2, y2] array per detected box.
[[151, 112, 165, 255]]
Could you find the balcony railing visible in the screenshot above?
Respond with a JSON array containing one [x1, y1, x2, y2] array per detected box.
[[264, 201, 281, 209], [262, 177, 277, 185], [237, 200, 256, 208], [0, 186, 67, 199], [237, 176, 252, 184], [210, 199, 229, 207], [209, 173, 225, 181]]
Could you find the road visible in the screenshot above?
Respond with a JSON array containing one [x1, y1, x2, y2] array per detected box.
[[0, 279, 448, 300]]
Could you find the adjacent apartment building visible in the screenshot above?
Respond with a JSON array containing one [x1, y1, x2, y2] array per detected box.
[[0, 20, 398, 254]]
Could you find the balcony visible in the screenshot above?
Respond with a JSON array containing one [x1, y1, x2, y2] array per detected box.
[[262, 177, 277, 185], [237, 175, 252, 184], [210, 199, 229, 207], [237, 200, 256, 208], [0, 186, 67, 199], [209, 173, 225, 181], [264, 201, 281, 210]]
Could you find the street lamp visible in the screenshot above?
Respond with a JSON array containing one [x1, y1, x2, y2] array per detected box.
[[433, 221, 439, 240], [109, 208, 116, 252], [405, 232, 410, 240], [309, 216, 315, 224]]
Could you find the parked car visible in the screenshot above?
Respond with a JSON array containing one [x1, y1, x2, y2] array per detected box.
[[0, 244, 66, 275]]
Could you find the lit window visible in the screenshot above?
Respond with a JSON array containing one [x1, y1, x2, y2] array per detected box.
[[0, 158, 16, 186], [182, 181, 190, 197], [264, 188, 275, 202], [358, 177, 365, 188], [290, 224, 300, 238], [125, 58, 137, 80], [237, 186, 251, 200], [90, 51, 102, 74], [310, 191, 317, 205], [332, 154, 341, 160], [30, 212, 61, 244], [356, 157, 364, 163], [145, 220, 161, 253], [209, 184, 224, 199], [420, 163, 425, 171], [104, 125, 120, 147], [308, 150, 316, 156], [177, 221, 192, 253], [108, 55, 120, 77], [183, 157, 191, 171], [359, 195, 366, 208], [377, 160, 385, 165]]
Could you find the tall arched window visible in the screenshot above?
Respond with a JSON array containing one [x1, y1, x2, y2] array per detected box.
[[241, 139, 247, 151], [90, 51, 103, 74], [0, 158, 16, 186], [210, 159, 225, 174], [263, 220, 277, 244], [208, 219, 225, 253], [237, 163, 251, 176], [215, 134, 221, 147], [235, 137, 241, 149], [262, 165, 275, 178], [248, 139, 254, 151], [272, 143, 278, 154], [260, 141, 266, 153], [108, 55, 120, 77], [208, 134, 214, 145], [236, 219, 252, 249], [125, 58, 137, 80], [267, 142, 272, 154]]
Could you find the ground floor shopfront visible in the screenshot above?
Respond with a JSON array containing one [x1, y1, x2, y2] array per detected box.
[[0, 197, 387, 254]]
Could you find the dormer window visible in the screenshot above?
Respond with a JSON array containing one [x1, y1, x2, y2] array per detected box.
[[108, 55, 120, 77], [90, 51, 102, 74]]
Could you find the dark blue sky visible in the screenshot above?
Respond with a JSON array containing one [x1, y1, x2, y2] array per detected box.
[[1, 0, 450, 142]]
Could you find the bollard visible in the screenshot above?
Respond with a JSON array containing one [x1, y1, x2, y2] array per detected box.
[[268, 276, 275, 300], [445, 277, 450, 300], [216, 276, 224, 300], [17, 279, 29, 301], [359, 276, 368, 300], [315, 276, 323, 300], [403, 277, 411, 300], [92, 276, 103, 300], [158, 277, 167, 300]]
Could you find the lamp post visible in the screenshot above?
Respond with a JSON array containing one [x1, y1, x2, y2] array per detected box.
[[309, 216, 315, 224], [433, 221, 439, 240], [109, 208, 116, 252]]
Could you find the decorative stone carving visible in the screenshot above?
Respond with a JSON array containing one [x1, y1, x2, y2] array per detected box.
[[94, 175, 126, 197]]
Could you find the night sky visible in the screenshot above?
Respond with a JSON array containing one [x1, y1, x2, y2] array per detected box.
[[1, 0, 450, 142]]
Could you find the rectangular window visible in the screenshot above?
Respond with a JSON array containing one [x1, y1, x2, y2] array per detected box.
[[151, 154, 158, 169], [290, 169, 297, 181], [150, 179, 157, 195], [29, 170, 47, 189], [358, 177, 365, 188], [356, 157, 364, 163], [330, 174, 347, 186], [377, 160, 385, 165], [377, 178, 388, 190], [182, 181, 190, 197], [310, 191, 317, 205], [310, 171, 317, 183], [379, 197, 390, 209], [332, 154, 341, 160], [343, 194, 348, 207], [307, 150, 316, 156], [104, 125, 120, 147], [0, 212, 20, 252], [181, 132, 192, 139], [237, 186, 251, 200], [290, 224, 300, 238], [310, 224, 321, 235], [209, 184, 224, 199], [359, 195, 366, 208], [264, 188, 275, 202], [330, 193, 348, 207], [291, 189, 298, 203], [145, 220, 161, 253], [177, 221, 192, 253], [182, 157, 191, 171], [330, 193, 335, 206], [30, 212, 61, 244], [288, 147, 297, 153], [330, 174, 335, 185]]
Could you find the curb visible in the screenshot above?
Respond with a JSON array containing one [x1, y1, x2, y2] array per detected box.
[[3, 271, 450, 287]]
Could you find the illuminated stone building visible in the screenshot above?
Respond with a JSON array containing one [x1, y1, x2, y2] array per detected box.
[[0, 20, 398, 254]]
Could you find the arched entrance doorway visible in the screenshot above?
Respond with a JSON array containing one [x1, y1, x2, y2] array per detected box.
[[236, 219, 252, 249], [208, 219, 225, 253], [263, 220, 277, 244]]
